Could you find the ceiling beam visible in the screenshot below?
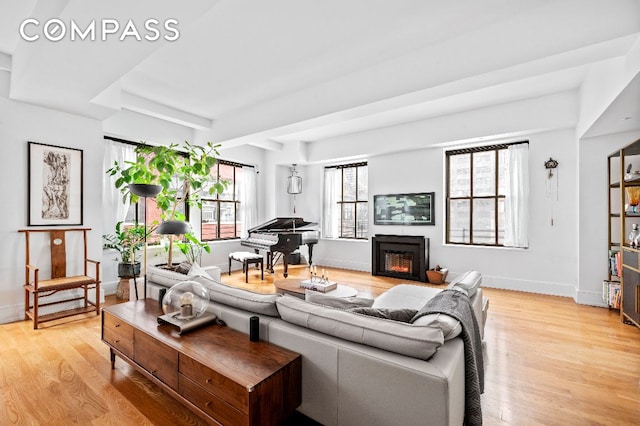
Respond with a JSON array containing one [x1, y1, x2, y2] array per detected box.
[[121, 91, 213, 130], [0, 53, 11, 72]]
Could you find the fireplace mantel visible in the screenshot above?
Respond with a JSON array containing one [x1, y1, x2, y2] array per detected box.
[[371, 234, 429, 283]]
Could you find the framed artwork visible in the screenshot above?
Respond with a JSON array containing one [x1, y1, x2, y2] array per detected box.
[[373, 192, 435, 225], [28, 141, 83, 226]]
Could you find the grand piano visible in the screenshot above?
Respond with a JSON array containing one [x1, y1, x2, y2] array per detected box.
[[241, 217, 319, 278]]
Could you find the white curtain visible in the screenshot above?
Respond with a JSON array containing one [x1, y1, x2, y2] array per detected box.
[[103, 139, 135, 233], [323, 167, 341, 238], [239, 166, 258, 239], [503, 143, 529, 248]]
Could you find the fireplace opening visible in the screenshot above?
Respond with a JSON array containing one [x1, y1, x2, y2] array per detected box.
[[384, 252, 413, 274], [372, 235, 429, 283]]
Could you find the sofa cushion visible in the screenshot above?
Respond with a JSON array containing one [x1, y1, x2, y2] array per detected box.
[[447, 270, 482, 297], [192, 276, 281, 317], [349, 307, 417, 323], [276, 295, 443, 360], [372, 284, 462, 340], [372, 284, 441, 310], [305, 292, 374, 309]]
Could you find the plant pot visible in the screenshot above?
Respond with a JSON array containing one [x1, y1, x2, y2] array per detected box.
[[118, 262, 141, 278], [129, 183, 162, 197]]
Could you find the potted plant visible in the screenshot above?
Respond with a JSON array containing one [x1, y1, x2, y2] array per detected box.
[[175, 234, 211, 265], [103, 221, 156, 277], [107, 141, 226, 268]]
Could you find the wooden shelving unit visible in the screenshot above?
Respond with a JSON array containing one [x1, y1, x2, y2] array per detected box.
[[608, 138, 640, 329]]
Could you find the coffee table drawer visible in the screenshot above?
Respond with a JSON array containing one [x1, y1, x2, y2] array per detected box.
[[179, 355, 247, 412], [179, 374, 247, 426], [134, 330, 178, 389], [102, 311, 133, 358]]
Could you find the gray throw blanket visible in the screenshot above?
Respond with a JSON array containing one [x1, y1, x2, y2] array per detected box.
[[412, 289, 484, 426]]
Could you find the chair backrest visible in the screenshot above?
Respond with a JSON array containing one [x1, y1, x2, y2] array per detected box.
[[20, 228, 91, 278]]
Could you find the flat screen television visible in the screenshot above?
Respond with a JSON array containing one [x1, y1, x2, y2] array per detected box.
[[373, 192, 435, 225]]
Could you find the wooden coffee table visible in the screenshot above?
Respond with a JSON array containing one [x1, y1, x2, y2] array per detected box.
[[274, 278, 359, 299]]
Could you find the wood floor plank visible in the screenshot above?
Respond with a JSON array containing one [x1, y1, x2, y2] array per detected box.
[[1, 264, 639, 425]]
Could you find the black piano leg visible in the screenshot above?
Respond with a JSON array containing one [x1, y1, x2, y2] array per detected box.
[[267, 252, 274, 273], [283, 255, 289, 278], [307, 243, 315, 266]]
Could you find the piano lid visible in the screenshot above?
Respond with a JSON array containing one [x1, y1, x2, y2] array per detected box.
[[248, 217, 317, 233]]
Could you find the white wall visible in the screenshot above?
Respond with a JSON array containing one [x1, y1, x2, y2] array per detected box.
[[303, 128, 580, 297], [0, 97, 104, 324]]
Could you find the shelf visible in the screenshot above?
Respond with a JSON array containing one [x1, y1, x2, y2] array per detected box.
[[608, 137, 640, 331], [611, 213, 640, 218], [611, 181, 640, 188]]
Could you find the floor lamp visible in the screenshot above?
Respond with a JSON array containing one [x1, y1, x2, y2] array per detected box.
[[128, 184, 162, 300]]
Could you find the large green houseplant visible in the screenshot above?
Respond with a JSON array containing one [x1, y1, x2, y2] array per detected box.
[[107, 141, 226, 268]]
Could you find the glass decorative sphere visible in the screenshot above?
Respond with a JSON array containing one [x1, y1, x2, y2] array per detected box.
[[162, 280, 210, 321]]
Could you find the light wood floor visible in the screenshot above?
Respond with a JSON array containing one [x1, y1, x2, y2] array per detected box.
[[1, 264, 639, 425]]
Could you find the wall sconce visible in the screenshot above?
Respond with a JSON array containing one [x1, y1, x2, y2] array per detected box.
[[287, 164, 302, 194]]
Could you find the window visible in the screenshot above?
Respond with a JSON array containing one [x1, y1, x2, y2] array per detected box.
[[323, 162, 368, 239], [201, 161, 247, 241], [446, 142, 529, 247]]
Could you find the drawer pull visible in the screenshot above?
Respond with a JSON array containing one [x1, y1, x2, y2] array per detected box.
[[151, 369, 157, 376], [115, 324, 121, 328], [114, 339, 120, 343], [205, 378, 212, 384], [205, 401, 212, 407]]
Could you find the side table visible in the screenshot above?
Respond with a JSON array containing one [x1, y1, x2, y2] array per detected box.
[[102, 299, 301, 425]]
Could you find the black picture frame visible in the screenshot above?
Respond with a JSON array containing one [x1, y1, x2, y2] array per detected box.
[[373, 192, 435, 225], [28, 141, 83, 226]]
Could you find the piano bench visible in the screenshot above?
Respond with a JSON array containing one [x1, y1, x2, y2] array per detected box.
[[229, 252, 264, 283]]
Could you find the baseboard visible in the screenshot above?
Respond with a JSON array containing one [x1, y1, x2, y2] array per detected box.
[[0, 303, 23, 325], [575, 290, 608, 307], [447, 271, 577, 300], [103, 280, 118, 296], [314, 257, 369, 273]]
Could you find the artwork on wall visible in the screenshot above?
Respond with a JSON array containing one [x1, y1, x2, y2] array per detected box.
[[373, 192, 435, 225], [28, 141, 83, 226]]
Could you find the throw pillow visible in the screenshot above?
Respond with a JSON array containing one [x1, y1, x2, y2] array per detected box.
[[188, 262, 210, 278], [305, 292, 374, 310], [349, 307, 418, 323], [175, 260, 192, 275]]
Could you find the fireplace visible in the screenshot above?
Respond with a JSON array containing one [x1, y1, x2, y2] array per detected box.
[[372, 235, 429, 282]]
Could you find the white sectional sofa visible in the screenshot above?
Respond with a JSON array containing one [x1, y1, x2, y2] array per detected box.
[[146, 268, 487, 426]]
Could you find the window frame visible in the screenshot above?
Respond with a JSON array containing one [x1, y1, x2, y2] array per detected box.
[[327, 161, 368, 240], [445, 141, 527, 247], [200, 160, 245, 241]]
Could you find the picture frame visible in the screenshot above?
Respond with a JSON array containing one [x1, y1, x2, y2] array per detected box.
[[373, 192, 435, 225], [28, 141, 83, 226]]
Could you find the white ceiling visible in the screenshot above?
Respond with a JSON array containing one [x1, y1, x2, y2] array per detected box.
[[1, 0, 639, 149]]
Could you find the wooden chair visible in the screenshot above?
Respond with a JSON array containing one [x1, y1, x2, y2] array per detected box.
[[19, 228, 100, 329]]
